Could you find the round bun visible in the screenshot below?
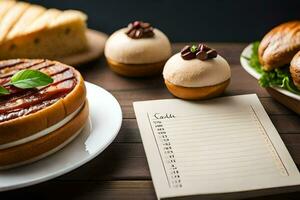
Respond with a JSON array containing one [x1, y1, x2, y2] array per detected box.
[[104, 27, 171, 77], [0, 101, 89, 169], [0, 59, 86, 145], [163, 53, 231, 100], [105, 28, 171, 64], [258, 21, 300, 71], [290, 50, 300, 90]]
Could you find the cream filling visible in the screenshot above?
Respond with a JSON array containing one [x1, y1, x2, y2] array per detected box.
[[0, 103, 84, 150]]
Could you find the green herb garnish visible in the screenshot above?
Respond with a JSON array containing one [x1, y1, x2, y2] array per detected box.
[[11, 69, 53, 89], [0, 85, 9, 95], [190, 45, 198, 53], [246, 42, 300, 95], [0, 69, 53, 96]]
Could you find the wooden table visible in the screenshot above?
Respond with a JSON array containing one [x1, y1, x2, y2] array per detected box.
[[2, 43, 300, 200]]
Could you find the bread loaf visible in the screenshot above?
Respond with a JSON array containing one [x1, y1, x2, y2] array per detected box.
[[0, 0, 88, 59]]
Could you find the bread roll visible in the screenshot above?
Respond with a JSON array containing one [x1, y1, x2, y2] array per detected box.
[[259, 21, 300, 71], [290, 51, 300, 90]]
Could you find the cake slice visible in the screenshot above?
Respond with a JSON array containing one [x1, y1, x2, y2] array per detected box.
[[0, 0, 88, 60]]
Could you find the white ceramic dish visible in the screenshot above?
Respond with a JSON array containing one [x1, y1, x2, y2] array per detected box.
[[0, 82, 122, 192], [240, 44, 300, 101]]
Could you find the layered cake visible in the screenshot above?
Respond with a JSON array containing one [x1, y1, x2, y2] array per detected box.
[[0, 59, 88, 169], [0, 0, 88, 59]]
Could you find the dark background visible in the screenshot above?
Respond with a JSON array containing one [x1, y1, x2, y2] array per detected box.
[[28, 0, 300, 42]]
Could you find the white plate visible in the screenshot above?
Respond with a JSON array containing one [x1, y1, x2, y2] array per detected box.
[[0, 82, 122, 192], [240, 44, 300, 101]]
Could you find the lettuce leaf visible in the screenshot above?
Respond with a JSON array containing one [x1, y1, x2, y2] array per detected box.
[[245, 42, 300, 95]]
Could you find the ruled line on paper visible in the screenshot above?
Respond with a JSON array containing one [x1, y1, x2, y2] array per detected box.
[[176, 155, 274, 168], [169, 132, 260, 143], [170, 136, 263, 148], [159, 114, 255, 123], [181, 164, 277, 175], [155, 110, 252, 119], [167, 129, 261, 139], [173, 144, 267, 155], [163, 122, 257, 130], [182, 169, 281, 181]]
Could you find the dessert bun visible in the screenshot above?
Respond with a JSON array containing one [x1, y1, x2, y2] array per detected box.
[[105, 21, 171, 77], [290, 51, 300, 90], [163, 44, 231, 100]]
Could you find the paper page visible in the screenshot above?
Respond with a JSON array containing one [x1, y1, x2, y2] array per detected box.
[[133, 94, 300, 199]]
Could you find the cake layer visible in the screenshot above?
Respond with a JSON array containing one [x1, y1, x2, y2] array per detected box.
[[0, 100, 89, 169], [0, 124, 83, 170], [0, 102, 84, 150]]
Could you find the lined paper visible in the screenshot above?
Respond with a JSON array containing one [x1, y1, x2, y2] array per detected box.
[[148, 106, 287, 187], [134, 94, 300, 199]]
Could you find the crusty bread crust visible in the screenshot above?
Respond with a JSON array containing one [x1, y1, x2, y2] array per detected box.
[[0, 100, 89, 167], [0, 1, 16, 22], [258, 21, 300, 71], [0, 1, 30, 43], [0, 60, 86, 145], [165, 79, 230, 100], [6, 4, 46, 40], [290, 51, 300, 90], [107, 57, 166, 77]]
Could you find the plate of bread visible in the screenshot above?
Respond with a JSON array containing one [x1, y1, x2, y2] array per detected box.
[[240, 21, 300, 114], [0, 59, 122, 191], [0, 0, 107, 66]]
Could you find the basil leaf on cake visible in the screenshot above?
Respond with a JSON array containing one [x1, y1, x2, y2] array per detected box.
[[0, 86, 9, 95], [10, 69, 53, 89], [0, 69, 53, 96]]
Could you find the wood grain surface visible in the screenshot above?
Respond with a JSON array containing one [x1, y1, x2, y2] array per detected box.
[[2, 43, 300, 200]]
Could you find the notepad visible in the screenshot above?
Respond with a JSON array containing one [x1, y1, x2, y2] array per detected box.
[[133, 94, 300, 199]]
